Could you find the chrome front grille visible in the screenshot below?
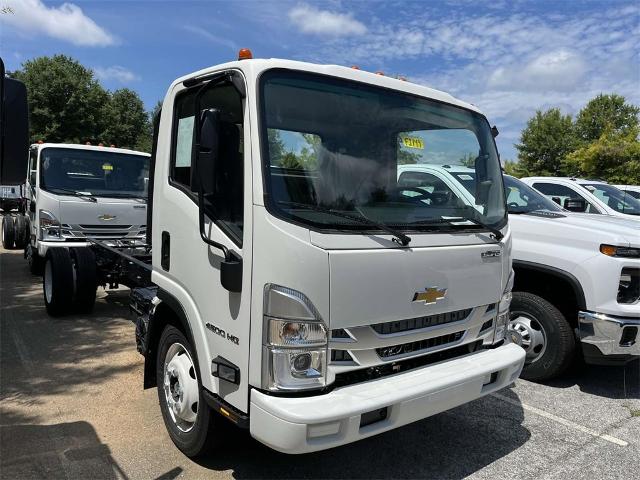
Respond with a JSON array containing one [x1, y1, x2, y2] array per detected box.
[[61, 223, 145, 241], [327, 304, 498, 385]]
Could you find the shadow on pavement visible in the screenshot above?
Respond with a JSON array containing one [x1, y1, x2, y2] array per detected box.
[[0, 409, 125, 480], [194, 390, 529, 479], [532, 358, 639, 400], [1, 249, 139, 404]]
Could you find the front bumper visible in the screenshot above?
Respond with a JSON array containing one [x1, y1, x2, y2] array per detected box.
[[249, 343, 525, 454], [578, 311, 640, 359], [37, 240, 89, 256]]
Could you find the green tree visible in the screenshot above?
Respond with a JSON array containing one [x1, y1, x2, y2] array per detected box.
[[101, 88, 148, 149], [503, 160, 528, 177], [574, 94, 640, 143], [563, 126, 640, 184], [515, 108, 576, 176], [11, 55, 109, 143], [11, 55, 152, 151]]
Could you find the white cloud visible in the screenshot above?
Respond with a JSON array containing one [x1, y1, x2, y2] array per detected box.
[[289, 4, 366, 37], [94, 66, 140, 84], [183, 25, 239, 52], [299, 4, 639, 159], [1, 0, 115, 46]]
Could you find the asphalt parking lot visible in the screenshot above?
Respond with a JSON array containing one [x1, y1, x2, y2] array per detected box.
[[1, 242, 639, 480]]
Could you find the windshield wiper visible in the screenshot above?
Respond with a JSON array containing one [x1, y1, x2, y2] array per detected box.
[[48, 187, 97, 202], [410, 216, 503, 241], [277, 200, 411, 246], [98, 192, 147, 201]]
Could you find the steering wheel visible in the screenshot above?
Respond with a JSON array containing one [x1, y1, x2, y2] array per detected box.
[[508, 202, 520, 209]]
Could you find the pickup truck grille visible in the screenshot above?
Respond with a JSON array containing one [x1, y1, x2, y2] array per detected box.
[[328, 304, 498, 385]]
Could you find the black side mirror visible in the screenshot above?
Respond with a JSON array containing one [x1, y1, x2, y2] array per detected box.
[[564, 197, 587, 212], [1, 59, 30, 185], [552, 196, 561, 205], [194, 108, 220, 195], [474, 154, 492, 206], [193, 107, 242, 293]]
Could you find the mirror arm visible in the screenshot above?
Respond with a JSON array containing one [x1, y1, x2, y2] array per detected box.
[[196, 189, 232, 261]]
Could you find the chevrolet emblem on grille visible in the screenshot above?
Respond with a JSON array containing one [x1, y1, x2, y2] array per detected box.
[[412, 287, 447, 305], [98, 214, 117, 221]]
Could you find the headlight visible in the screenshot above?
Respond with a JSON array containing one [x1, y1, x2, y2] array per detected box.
[[262, 284, 328, 391], [39, 209, 62, 241], [600, 244, 640, 258], [495, 270, 514, 343]]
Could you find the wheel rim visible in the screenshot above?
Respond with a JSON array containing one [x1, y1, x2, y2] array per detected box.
[[44, 259, 53, 303], [509, 312, 547, 364], [163, 342, 199, 432]]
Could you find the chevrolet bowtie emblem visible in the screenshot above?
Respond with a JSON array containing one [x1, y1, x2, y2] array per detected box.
[[98, 214, 116, 221], [412, 287, 447, 305]]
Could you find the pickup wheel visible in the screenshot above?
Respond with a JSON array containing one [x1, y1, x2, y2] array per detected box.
[[27, 243, 44, 275], [13, 215, 27, 249], [2, 215, 15, 249], [43, 248, 74, 317], [509, 292, 575, 381], [70, 247, 97, 313], [157, 325, 220, 457]]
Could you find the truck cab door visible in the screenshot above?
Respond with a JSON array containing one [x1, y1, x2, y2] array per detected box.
[[152, 73, 252, 413]]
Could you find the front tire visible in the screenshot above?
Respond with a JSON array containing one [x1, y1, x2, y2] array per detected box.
[[70, 247, 97, 313], [43, 248, 74, 316], [509, 292, 576, 381], [156, 325, 219, 457], [2, 215, 15, 249], [13, 215, 28, 249], [27, 243, 44, 275]]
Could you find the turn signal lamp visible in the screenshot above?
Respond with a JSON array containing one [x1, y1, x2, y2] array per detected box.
[[238, 48, 253, 60], [600, 244, 640, 258], [351, 65, 360, 70], [375, 71, 385, 75], [37, 140, 44, 144], [85, 141, 91, 145]]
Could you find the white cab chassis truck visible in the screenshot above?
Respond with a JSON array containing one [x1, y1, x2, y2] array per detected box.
[[20, 143, 150, 315], [47, 56, 524, 455], [397, 164, 639, 380]]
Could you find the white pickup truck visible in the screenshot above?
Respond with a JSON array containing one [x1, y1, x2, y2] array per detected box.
[[522, 177, 640, 220], [398, 164, 639, 379]]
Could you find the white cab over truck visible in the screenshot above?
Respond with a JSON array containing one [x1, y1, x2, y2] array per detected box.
[[522, 177, 640, 220], [398, 164, 639, 379], [43, 54, 524, 455], [19, 143, 150, 314]]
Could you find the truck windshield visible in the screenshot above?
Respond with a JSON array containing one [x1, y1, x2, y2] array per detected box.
[[502, 176, 563, 214], [40, 148, 149, 199], [581, 183, 640, 216], [259, 70, 506, 233]]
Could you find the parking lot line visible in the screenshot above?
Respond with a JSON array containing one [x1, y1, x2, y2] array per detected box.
[[491, 392, 629, 447]]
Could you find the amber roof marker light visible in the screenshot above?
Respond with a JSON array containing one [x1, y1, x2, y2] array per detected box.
[[238, 48, 253, 60]]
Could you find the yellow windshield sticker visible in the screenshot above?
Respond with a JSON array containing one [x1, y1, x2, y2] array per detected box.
[[102, 163, 113, 171], [401, 136, 424, 149]]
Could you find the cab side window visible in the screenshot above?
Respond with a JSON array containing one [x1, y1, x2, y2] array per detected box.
[[170, 84, 244, 245], [532, 182, 600, 213]]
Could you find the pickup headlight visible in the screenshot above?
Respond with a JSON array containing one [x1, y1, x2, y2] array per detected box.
[[600, 244, 640, 258], [495, 270, 514, 343], [39, 210, 62, 241], [262, 284, 328, 391]]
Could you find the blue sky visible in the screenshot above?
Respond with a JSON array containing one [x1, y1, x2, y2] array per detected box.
[[1, 0, 639, 160]]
